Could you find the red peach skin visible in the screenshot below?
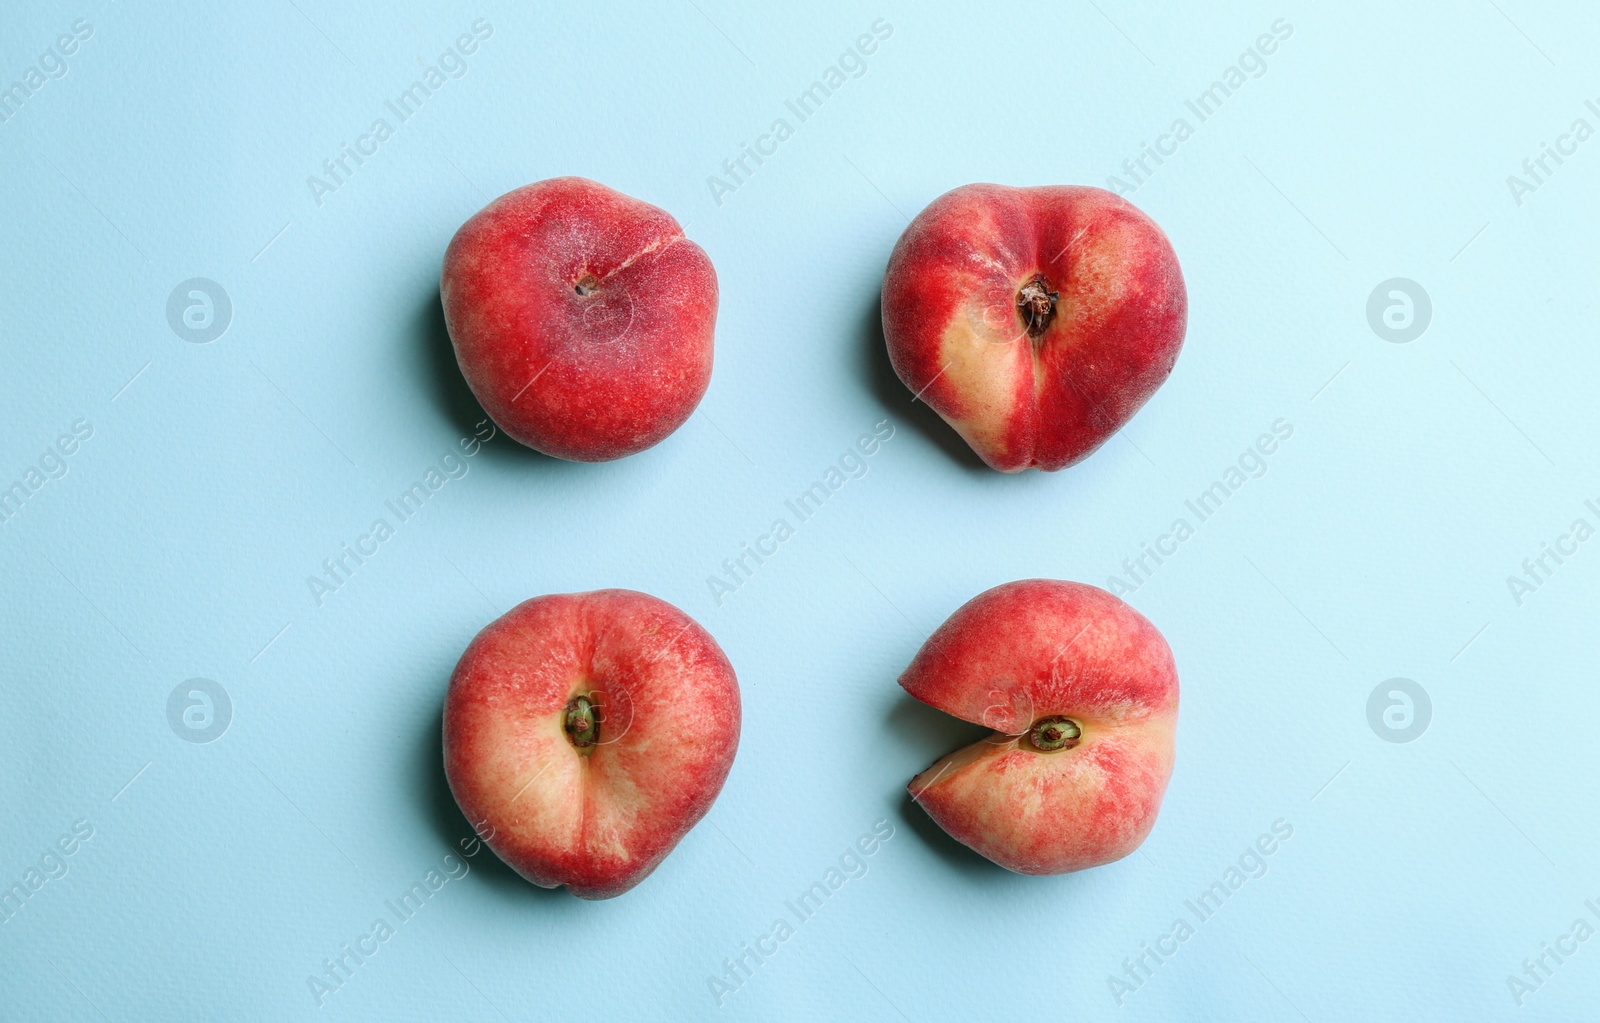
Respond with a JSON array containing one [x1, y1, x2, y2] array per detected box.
[[883, 184, 1186, 472], [903, 580, 1178, 874], [443, 590, 740, 899], [441, 177, 718, 462]]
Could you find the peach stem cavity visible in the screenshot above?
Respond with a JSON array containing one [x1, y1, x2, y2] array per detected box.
[[1027, 715, 1081, 752], [1016, 275, 1059, 338], [564, 695, 599, 750]]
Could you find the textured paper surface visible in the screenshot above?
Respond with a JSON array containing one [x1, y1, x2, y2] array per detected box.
[[2, 2, 1597, 1019]]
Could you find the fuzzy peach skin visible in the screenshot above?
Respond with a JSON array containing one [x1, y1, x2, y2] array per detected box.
[[443, 590, 740, 899], [440, 177, 718, 462], [882, 184, 1186, 472], [902, 580, 1177, 874]]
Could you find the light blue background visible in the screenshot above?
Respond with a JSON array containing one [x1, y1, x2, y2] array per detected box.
[[2, 1, 1597, 1019]]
